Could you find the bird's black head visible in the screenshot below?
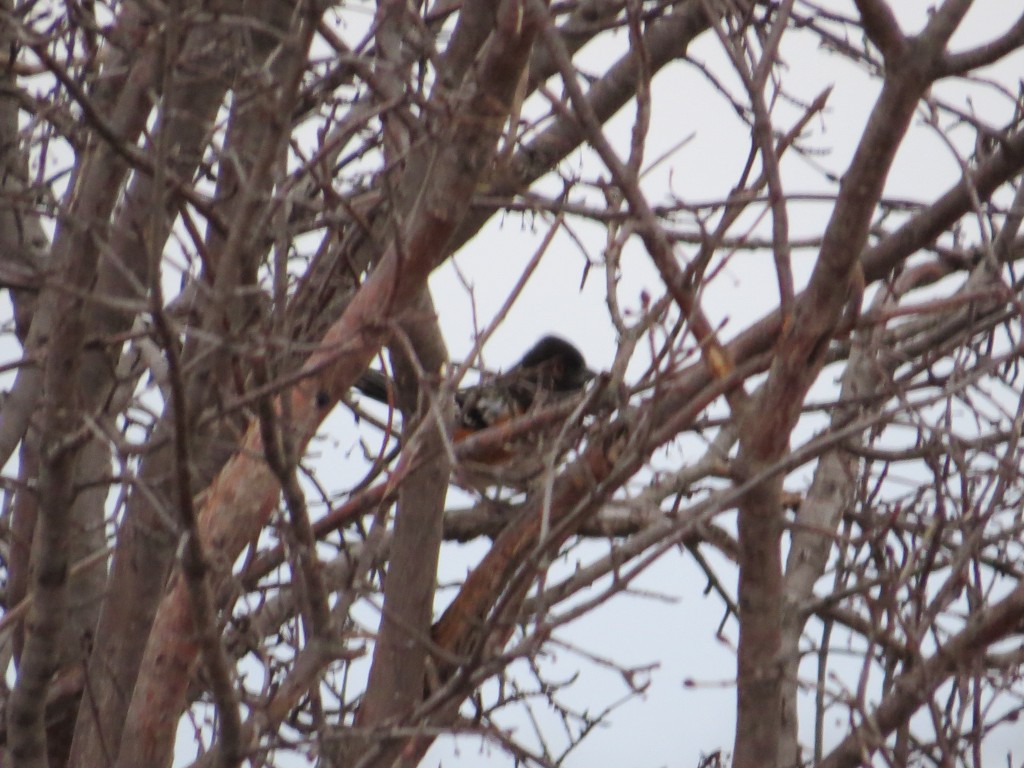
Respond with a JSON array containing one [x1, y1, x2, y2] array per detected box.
[[515, 335, 594, 392]]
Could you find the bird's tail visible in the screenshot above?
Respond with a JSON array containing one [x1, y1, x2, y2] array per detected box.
[[353, 369, 394, 405]]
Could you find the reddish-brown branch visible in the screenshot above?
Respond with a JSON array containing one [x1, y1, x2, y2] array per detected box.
[[5, 11, 163, 764], [852, 0, 906, 61], [941, 11, 1024, 75], [731, 7, 972, 765], [112, 3, 547, 764], [819, 577, 1024, 768], [355, 314, 451, 737]]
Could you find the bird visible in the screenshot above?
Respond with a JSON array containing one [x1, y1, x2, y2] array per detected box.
[[353, 335, 595, 490]]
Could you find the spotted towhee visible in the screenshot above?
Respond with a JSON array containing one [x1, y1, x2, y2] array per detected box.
[[355, 335, 595, 490]]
